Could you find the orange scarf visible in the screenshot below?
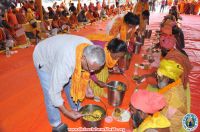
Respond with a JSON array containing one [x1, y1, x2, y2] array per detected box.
[[70, 44, 90, 103], [120, 18, 127, 41], [104, 44, 118, 68], [120, 17, 135, 42], [158, 79, 181, 94]]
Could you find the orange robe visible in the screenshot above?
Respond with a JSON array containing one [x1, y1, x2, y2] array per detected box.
[[16, 12, 27, 24], [7, 9, 18, 27], [194, 2, 200, 15], [59, 16, 69, 26], [0, 28, 6, 42], [26, 8, 35, 22], [86, 11, 95, 22], [69, 13, 79, 28], [133, 1, 149, 33], [52, 19, 60, 28], [109, 17, 135, 42], [179, 1, 185, 14]]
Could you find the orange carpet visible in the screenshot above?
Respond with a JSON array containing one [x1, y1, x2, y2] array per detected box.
[[0, 13, 199, 132]]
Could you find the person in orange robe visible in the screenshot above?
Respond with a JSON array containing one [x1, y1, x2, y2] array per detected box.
[[133, 0, 149, 34], [59, 11, 70, 31], [194, 1, 200, 15], [108, 12, 140, 42], [86, 10, 96, 23], [93, 8, 100, 21], [107, 12, 140, 52], [7, 9, 18, 28], [26, 8, 35, 22], [179, 0, 185, 14], [52, 15, 61, 29], [16, 8, 27, 24], [69, 11, 79, 29], [59, 11, 70, 26]]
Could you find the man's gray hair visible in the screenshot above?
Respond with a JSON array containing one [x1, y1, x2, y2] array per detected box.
[[83, 45, 105, 66]]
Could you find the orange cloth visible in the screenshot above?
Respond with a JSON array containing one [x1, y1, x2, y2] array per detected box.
[[26, 8, 35, 22], [7, 9, 18, 27], [158, 79, 181, 94], [77, 3, 81, 13], [0, 28, 6, 41], [70, 44, 90, 103], [52, 19, 60, 28], [69, 13, 79, 26], [59, 16, 69, 26], [179, 2, 185, 13], [133, 1, 149, 15], [133, 1, 149, 33], [109, 17, 135, 42], [16, 10, 27, 24], [104, 45, 118, 68], [131, 89, 166, 114], [86, 11, 95, 22], [165, 49, 192, 88]]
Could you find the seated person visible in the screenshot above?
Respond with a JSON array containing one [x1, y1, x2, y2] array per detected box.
[[26, 8, 35, 22], [16, 8, 27, 24], [160, 43, 192, 89], [93, 8, 100, 21], [39, 14, 51, 38], [47, 7, 56, 19], [59, 11, 70, 32], [69, 11, 79, 29], [100, 7, 107, 19], [129, 89, 170, 131], [7, 8, 19, 28], [0, 26, 17, 55], [86, 10, 96, 23], [78, 10, 88, 23], [157, 59, 188, 131], [52, 15, 61, 29]]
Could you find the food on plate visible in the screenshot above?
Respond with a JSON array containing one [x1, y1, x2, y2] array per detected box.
[[113, 108, 122, 119]]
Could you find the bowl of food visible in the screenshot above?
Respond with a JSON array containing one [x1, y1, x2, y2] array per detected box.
[[79, 104, 106, 128], [107, 81, 127, 107], [112, 107, 131, 122]]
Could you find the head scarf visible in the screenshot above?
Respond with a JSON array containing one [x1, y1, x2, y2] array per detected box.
[[157, 59, 183, 81], [131, 89, 166, 114]]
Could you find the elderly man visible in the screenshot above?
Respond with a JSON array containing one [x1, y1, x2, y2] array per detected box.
[[157, 59, 187, 131], [33, 34, 105, 131], [129, 89, 171, 131]]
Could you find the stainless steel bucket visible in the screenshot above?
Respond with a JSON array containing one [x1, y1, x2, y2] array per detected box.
[[79, 104, 106, 128], [107, 81, 127, 107]]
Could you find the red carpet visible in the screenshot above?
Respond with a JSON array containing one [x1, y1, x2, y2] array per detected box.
[[0, 13, 199, 132]]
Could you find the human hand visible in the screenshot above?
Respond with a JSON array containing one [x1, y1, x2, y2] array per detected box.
[[67, 110, 82, 120]]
